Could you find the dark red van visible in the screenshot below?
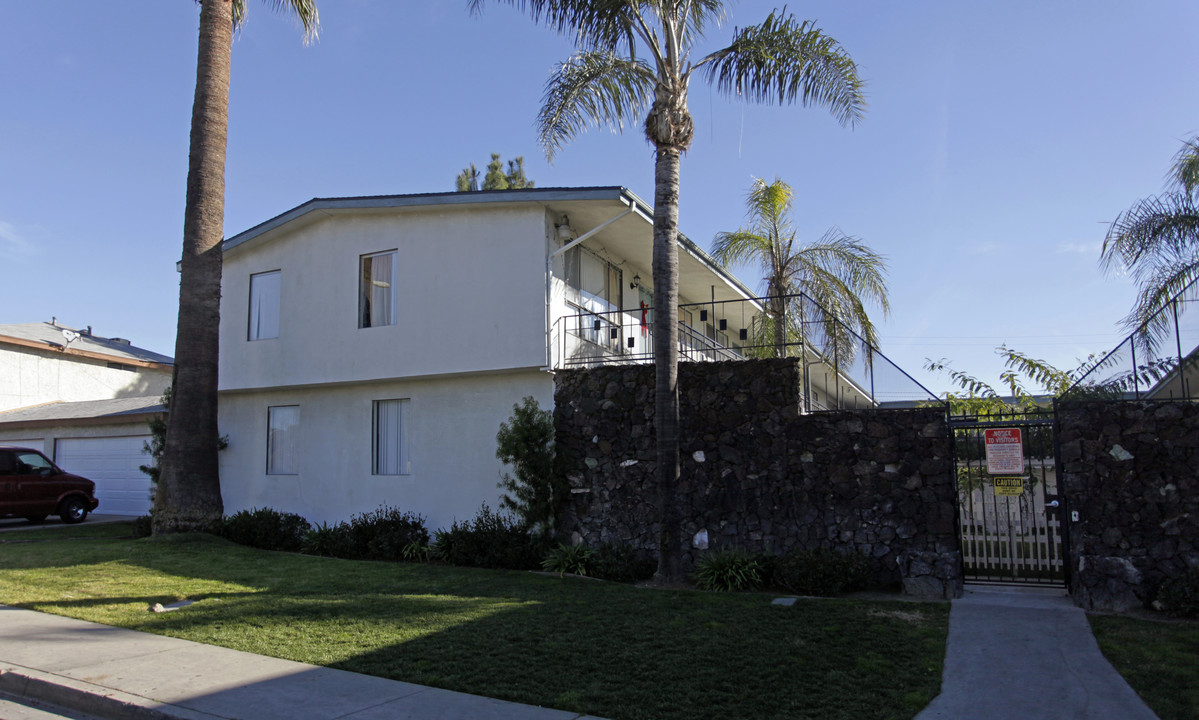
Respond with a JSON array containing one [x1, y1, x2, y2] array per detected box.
[[0, 446, 99, 524]]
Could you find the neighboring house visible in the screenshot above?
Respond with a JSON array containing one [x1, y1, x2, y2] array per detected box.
[[0, 322, 173, 516], [216, 187, 761, 531]]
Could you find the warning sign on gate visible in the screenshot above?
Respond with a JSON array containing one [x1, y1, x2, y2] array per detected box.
[[984, 428, 1024, 475], [993, 476, 1025, 496]]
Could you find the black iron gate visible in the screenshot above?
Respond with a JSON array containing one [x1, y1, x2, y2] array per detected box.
[[950, 410, 1067, 585]]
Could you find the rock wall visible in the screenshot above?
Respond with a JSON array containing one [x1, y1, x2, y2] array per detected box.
[[555, 359, 961, 598], [1058, 400, 1199, 611]]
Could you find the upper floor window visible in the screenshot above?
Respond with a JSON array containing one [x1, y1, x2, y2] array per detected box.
[[565, 245, 621, 315], [248, 270, 281, 340], [360, 251, 397, 328]]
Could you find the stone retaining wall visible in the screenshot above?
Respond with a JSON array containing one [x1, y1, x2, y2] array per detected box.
[[555, 359, 961, 598], [1058, 400, 1199, 611]]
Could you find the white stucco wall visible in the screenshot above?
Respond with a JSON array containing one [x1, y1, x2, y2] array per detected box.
[[219, 206, 550, 391], [217, 369, 553, 533], [0, 346, 171, 412]]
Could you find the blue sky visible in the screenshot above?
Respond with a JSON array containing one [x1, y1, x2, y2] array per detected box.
[[2, 1, 1197, 395]]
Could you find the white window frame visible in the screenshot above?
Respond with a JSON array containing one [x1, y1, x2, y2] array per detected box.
[[248, 270, 281, 341], [372, 398, 410, 475], [359, 250, 398, 328], [267, 405, 300, 475]]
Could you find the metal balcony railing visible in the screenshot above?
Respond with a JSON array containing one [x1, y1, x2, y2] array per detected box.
[[551, 293, 943, 411]]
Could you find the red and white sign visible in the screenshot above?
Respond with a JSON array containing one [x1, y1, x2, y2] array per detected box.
[[984, 428, 1024, 475]]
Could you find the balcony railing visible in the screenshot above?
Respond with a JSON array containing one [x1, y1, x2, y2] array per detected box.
[[551, 293, 943, 411]]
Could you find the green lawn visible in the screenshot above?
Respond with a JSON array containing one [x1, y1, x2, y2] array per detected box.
[[1090, 614, 1199, 720], [0, 522, 948, 720]]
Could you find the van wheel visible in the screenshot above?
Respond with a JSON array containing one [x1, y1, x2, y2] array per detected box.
[[58, 497, 88, 524], [24, 515, 47, 523]]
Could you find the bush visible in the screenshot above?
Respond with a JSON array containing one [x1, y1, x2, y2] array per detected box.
[[1156, 569, 1199, 618], [431, 504, 547, 570], [770, 547, 874, 597], [301, 522, 353, 557], [694, 548, 763, 592], [216, 508, 311, 552], [132, 514, 153, 538], [343, 506, 429, 561], [542, 543, 597, 576], [590, 542, 657, 583]]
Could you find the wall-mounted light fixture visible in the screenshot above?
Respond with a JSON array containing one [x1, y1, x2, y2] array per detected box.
[[630, 274, 641, 289], [556, 214, 576, 243]]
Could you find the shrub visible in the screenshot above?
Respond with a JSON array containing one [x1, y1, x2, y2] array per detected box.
[[216, 507, 311, 552], [496, 396, 567, 538], [301, 522, 353, 557], [590, 542, 657, 583], [694, 548, 763, 592], [542, 543, 597, 577], [1156, 569, 1199, 618], [131, 514, 153, 538], [770, 547, 874, 597], [431, 503, 547, 570], [343, 506, 429, 561]]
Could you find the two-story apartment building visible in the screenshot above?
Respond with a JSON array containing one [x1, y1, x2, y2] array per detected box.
[[217, 187, 760, 531]]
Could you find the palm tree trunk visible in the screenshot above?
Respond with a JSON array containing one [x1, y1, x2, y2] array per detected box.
[[652, 146, 683, 584], [153, 0, 231, 534]]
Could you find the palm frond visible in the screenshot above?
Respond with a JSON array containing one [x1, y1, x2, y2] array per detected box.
[[711, 230, 773, 270], [997, 345, 1072, 395], [697, 10, 864, 128], [924, 359, 1001, 399], [231, 0, 320, 43], [1101, 192, 1199, 272], [789, 229, 890, 317], [1122, 258, 1199, 344], [538, 51, 655, 160], [469, 0, 636, 52], [1169, 135, 1199, 198]]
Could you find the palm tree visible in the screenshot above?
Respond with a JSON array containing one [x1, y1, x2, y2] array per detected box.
[[1101, 135, 1199, 346], [712, 177, 888, 374], [154, 0, 319, 534], [469, 0, 865, 582]]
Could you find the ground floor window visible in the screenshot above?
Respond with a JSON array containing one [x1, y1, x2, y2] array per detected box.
[[267, 405, 300, 475], [372, 398, 409, 475]]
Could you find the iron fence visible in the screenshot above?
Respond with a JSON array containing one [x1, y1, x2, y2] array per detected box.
[[552, 292, 943, 411], [1064, 279, 1199, 400]]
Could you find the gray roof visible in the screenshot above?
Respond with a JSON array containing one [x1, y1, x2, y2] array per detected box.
[[0, 322, 173, 365], [0, 396, 165, 425]]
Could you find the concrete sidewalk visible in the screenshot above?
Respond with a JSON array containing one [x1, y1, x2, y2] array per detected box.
[[0, 606, 604, 720], [915, 586, 1160, 720]]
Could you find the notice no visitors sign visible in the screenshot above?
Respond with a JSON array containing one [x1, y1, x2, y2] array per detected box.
[[984, 428, 1024, 475]]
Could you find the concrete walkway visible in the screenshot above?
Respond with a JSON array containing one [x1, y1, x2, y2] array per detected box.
[[915, 586, 1161, 720], [0, 606, 604, 720]]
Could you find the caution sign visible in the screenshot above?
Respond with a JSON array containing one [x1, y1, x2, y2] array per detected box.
[[984, 428, 1024, 475], [993, 476, 1025, 496]]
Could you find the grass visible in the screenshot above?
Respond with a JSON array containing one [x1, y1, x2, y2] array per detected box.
[[1089, 614, 1199, 720], [0, 522, 949, 720]]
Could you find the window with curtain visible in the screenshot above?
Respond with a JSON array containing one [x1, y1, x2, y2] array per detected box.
[[360, 251, 397, 328], [248, 270, 281, 340], [372, 398, 409, 475], [267, 405, 300, 475]]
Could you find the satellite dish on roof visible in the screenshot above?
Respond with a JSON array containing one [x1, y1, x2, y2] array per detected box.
[[61, 329, 79, 346]]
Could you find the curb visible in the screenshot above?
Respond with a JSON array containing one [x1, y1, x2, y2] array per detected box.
[[0, 665, 220, 720]]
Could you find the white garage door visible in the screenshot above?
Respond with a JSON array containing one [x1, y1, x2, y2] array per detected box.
[[55, 436, 153, 516]]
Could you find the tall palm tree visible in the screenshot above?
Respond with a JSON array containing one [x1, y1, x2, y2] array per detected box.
[[154, 0, 318, 534], [470, 0, 865, 582], [1101, 135, 1199, 346], [712, 177, 888, 372]]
